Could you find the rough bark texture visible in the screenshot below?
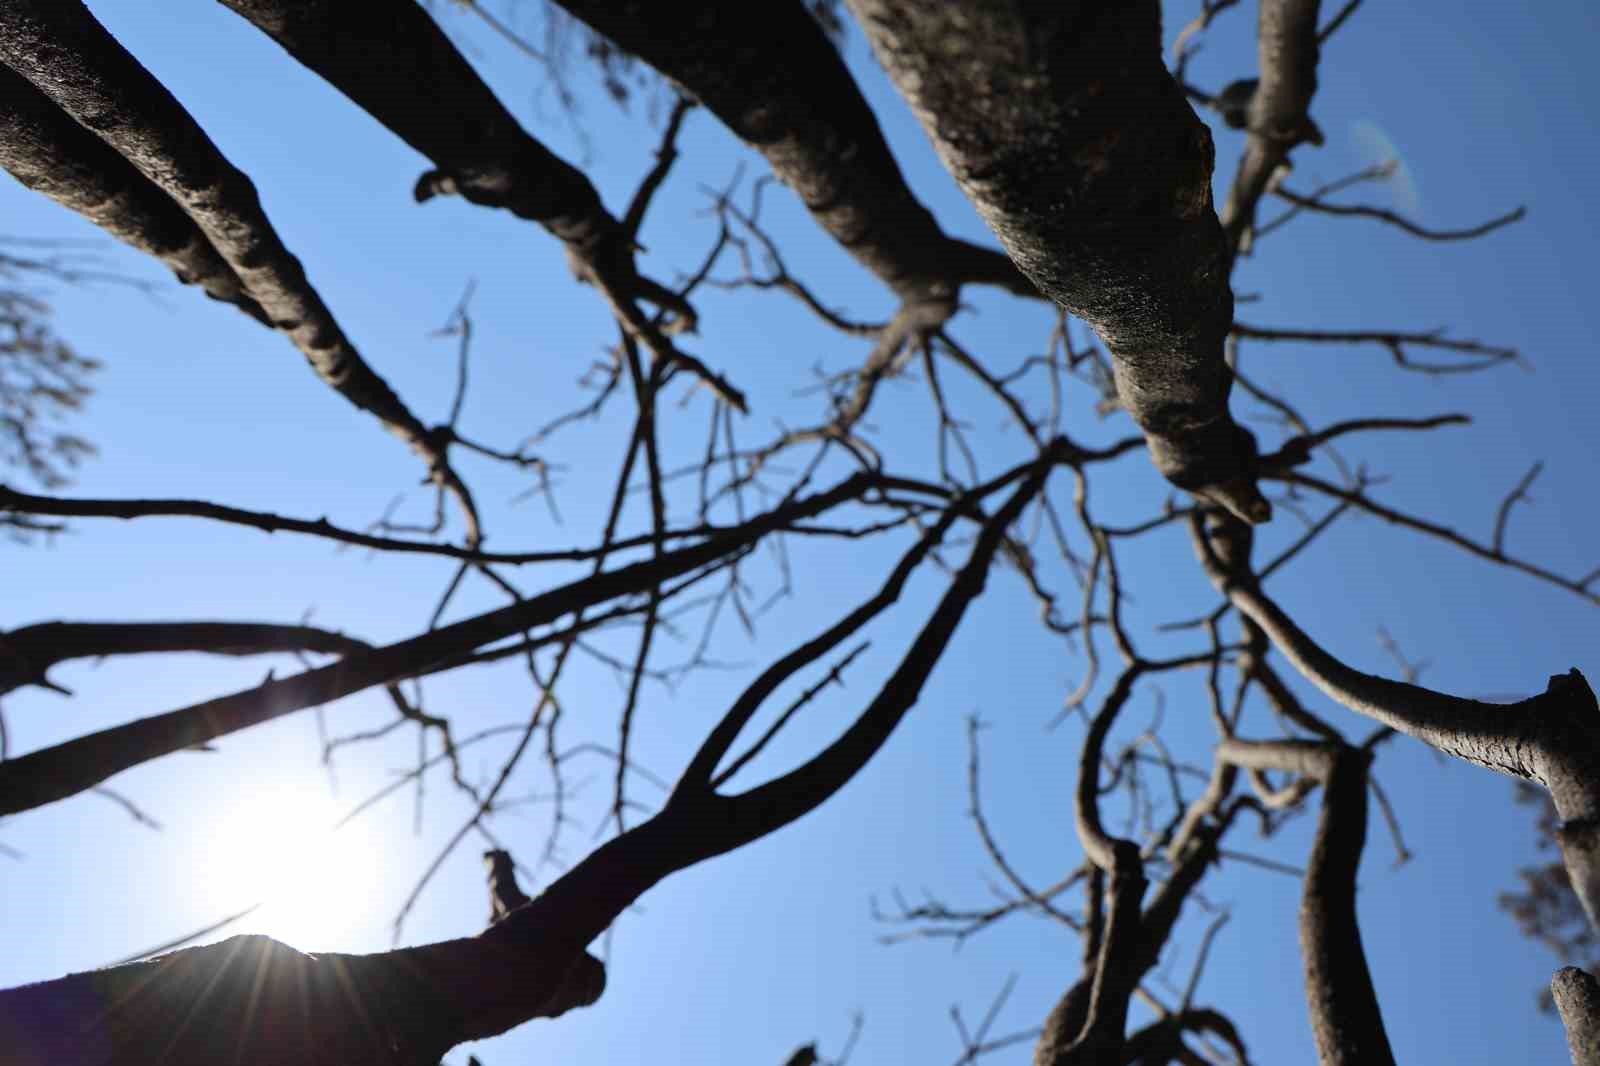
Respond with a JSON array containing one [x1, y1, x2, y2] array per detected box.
[[1554, 967, 1600, 1066], [0, 0, 475, 533], [546, 0, 1034, 304], [844, 0, 1266, 521], [214, 0, 708, 350], [0, 64, 266, 322]]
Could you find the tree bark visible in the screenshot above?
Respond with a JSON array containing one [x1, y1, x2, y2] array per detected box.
[[1554, 967, 1600, 1066], [844, 0, 1267, 522], [0, 0, 479, 535], [0, 64, 266, 323], [0, 932, 603, 1066], [546, 0, 1035, 305], [213, 0, 741, 407]]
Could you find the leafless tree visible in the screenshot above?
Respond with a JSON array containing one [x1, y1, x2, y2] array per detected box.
[[0, 2, 1593, 1064]]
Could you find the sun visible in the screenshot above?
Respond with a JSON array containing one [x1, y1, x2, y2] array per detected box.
[[189, 783, 381, 949]]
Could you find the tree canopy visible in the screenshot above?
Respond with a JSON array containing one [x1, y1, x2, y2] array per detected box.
[[2, 2, 1599, 1064]]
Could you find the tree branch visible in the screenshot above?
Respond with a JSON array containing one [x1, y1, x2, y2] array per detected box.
[[215, 0, 748, 410], [0, 473, 874, 816], [1191, 509, 1600, 935], [1217, 739, 1395, 1065], [0, 64, 266, 323], [548, 0, 1036, 305], [0, 620, 373, 696], [0, 0, 484, 541], [1219, 0, 1325, 259], [844, 0, 1268, 523], [1554, 967, 1600, 1066]]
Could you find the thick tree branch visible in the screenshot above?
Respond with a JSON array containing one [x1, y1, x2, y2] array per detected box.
[[846, 0, 1267, 522], [0, 1, 490, 540], [548, 0, 1036, 306], [0, 65, 266, 323], [0, 928, 604, 1066], [1554, 967, 1600, 1066], [214, 0, 748, 410]]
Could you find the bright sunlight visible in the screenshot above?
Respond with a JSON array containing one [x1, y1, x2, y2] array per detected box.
[[189, 784, 380, 949]]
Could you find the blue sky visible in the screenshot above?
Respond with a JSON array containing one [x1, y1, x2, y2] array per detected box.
[[3, 2, 1598, 1063]]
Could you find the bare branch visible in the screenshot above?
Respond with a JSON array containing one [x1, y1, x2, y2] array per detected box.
[[0, 0, 484, 540], [1233, 321, 1519, 374], [0, 473, 875, 816], [1274, 185, 1525, 241], [846, 0, 1269, 522], [1219, 0, 1326, 260], [1554, 967, 1600, 1066]]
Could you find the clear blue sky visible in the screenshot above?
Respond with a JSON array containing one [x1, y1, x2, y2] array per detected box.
[[3, 3, 1598, 1063]]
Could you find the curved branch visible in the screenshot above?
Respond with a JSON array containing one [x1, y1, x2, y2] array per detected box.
[[1273, 186, 1525, 242], [1191, 510, 1600, 935], [1217, 739, 1395, 1065], [697, 461, 1050, 857]]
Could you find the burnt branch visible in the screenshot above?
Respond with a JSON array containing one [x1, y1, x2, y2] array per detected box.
[[1273, 183, 1526, 242], [0, 619, 376, 697], [0, 65, 266, 323], [1218, 739, 1395, 1065], [0, 0, 484, 540], [0, 473, 876, 816], [846, 0, 1268, 523], [214, 0, 747, 410], [1553, 967, 1600, 1066], [1218, 0, 1326, 260]]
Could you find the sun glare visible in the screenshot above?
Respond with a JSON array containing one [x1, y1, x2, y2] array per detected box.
[[191, 784, 380, 949]]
